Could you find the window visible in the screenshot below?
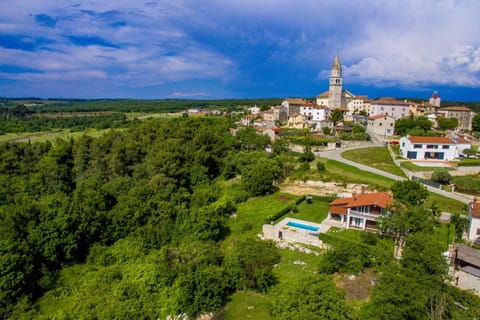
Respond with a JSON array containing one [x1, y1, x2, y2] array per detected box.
[[442, 145, 449, 149], [477, 228, 480, 236], [414, 144, 422, 149], [426, 144, 438, 149], [379, 122, 383, 126]]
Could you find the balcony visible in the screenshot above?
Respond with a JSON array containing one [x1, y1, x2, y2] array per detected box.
[[348, 209, 380, 220]]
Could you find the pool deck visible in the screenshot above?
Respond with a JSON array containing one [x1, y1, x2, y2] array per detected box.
[[262, 217, 326, 248]]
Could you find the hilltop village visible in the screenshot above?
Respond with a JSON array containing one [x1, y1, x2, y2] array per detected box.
[[237, 54, 476, 145]]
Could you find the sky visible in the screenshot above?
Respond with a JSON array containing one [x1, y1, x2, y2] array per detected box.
[[0, 0, 479, 101]]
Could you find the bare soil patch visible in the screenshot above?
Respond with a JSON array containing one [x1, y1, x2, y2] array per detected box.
[[280, 180, 373, 198], [336, 268, 374, 302]]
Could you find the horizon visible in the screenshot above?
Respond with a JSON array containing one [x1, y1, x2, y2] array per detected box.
[[1, 1, 479, 101]]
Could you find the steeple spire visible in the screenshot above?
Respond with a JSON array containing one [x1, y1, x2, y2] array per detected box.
[[332, 52, 341, 71]]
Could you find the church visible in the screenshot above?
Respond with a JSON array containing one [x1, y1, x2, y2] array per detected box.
[[316, 54, 368, 116]]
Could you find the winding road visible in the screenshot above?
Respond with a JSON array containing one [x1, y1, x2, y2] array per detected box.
[[315, 145, 472, 205]]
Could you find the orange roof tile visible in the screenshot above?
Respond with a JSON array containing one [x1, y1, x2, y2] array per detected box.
[[456, 138, 470, 144], [369, 114, 390, 120], [440, 105, 472, 112], [344, 192, 393, 209], [370, 98, 411, 106], [330, 197, 353, 206], [408, 136, 454, 144], [330, 206, 348, 215]]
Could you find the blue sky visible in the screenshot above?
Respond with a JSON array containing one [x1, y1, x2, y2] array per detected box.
[[0, 0, 479, 101]]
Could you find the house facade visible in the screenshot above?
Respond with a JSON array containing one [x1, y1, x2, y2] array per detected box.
[[369, 98, 411, 120], [437, 105, 476, 131], [399, 136, 471, 161], [328, 192, 393, 231], [468, 199, 480, 243], [367, 114, 395, 137], [282, 98, 305, 116], [287, 113, 306, 129]]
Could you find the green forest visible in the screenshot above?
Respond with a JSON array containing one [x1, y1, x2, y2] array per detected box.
[[1, 115, 480, 319]]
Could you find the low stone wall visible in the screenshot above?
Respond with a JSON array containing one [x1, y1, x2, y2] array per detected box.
[[262, 224, 325, 248], [452, 166, 480, 176]]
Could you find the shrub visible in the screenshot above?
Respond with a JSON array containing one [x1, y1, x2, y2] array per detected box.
[[431, 169, 452, 184], [316, 162, 325, 171]]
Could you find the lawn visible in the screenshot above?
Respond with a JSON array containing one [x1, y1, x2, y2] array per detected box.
[[400, 161, 454, 172], [452, 174, 480, 196], [283, 196, 330, 223], [341, 147, 406, 178], [319, 158, 395, 191], [229, 193, 297, 236], [425, 192, 466, 213], [0, 128, 122, 144]]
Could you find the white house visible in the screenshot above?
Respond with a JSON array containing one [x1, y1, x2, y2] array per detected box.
[[299, 102, 329, 122], [369, 98, 412, 120], [399, 136, 471, 161], [367, 114, 395, 137], [328, 192, 393, 231], [468, 199, 480, 243]]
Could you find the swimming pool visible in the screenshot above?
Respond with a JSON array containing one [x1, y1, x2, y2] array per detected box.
[[286, 221, 320, 232]]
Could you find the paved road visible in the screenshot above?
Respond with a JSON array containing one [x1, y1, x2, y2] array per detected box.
[[316, 146, 472, 205]]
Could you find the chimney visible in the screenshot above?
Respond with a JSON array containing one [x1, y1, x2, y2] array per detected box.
[[361, 186, 366, 194], [352, 192, 357, 200]]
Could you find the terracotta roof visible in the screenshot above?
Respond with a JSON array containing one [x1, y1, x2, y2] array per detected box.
[[284, 98, 306, 104], [370, 98, 411, 106], [330, 206, 348, 215], [440, 105, 472, 112], [472, 200, 480, 218], [407, 136, 455, 144], [329, 192, 393, 210], [456, 137, 470, 144], [345, 192, 393, 209], [316, 91, 329, 98], [368, 114, 391, 120], [330, 197, 352, 206]]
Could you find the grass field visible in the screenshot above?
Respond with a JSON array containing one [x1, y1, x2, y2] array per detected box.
[[319, 158, 395, 191], [341, 147, 406, 178], [283, 197, 330, 223], [229, 193, 297, 236], [400, 161, 454, 172], [0, 128, 121, 144]]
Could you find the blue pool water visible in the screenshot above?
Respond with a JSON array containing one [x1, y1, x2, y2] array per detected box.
[[286, 221, 320, 232]]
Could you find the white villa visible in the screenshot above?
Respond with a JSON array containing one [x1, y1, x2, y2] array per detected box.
[[399, 136, 471, 161], [328, 192, 393, 231]]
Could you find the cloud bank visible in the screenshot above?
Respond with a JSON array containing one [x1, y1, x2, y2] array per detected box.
[[0, 0, 478, 99]]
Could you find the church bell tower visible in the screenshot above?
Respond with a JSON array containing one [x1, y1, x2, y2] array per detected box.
[[328, 53, 343, 108]]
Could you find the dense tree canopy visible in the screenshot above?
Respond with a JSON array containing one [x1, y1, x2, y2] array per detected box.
[[0, 116, 286, 319]]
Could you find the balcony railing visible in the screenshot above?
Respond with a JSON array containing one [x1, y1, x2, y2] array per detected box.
[[348, 210, 380, 219]]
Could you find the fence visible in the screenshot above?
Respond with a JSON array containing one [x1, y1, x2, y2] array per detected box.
[[412, 175, 442, 189]]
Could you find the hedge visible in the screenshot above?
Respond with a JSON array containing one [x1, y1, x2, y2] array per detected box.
[[263, 195, 306, 224]]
